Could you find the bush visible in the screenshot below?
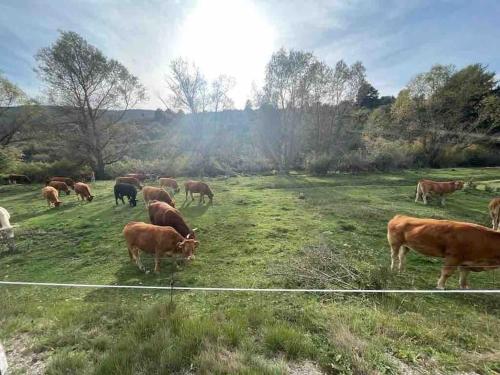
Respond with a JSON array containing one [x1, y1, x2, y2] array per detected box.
[[5, 160, 92, 182], [306, 154, 331, 176]]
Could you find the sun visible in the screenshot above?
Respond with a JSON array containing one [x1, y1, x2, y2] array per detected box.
[[177, 0, 276, 107]]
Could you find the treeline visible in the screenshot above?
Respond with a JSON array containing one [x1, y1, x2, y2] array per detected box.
[[1, 31, 500, 180]]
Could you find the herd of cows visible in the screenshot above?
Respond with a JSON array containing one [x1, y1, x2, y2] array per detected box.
[[0, 174, 499, 289]]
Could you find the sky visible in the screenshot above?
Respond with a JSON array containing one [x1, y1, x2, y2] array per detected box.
[[1, 0, 500, 110]]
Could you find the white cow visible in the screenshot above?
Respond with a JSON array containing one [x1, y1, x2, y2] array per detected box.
[[0, 207, 15, 251]]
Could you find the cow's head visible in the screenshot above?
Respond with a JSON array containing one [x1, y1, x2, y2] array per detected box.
[[177, 238, 199, 260], [54, 201, 62, 207], [129, 197, 137, 207], [455, 181, 465, 190], [65, 189, 71, 195], [87, 195, 94, 202]]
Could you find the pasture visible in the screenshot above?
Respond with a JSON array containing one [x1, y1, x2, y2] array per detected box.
[[0, 168, 499, 374]]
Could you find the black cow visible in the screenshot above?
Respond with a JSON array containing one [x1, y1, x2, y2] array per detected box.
[[114, 183, 138, 207], [8, 174, 31, 184]]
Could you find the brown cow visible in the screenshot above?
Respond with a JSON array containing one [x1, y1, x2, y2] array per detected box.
[[126, 173, 147, 182], [123, 221, 198, 273], [116, 176, 142, 190], [50, 177, 75, 189], [159, 177, 180, 193], [142, 186, 175, 207], [8, 174, 31, 184], [74, 182, 94, 202], [148, 201, 196, 239], [489, 198, 500, 231], [415, 179, 464, 206], [387, 215, 500, 289], [47, 181, 71, 195], [42, 186, 62, 207], [184, 180, 214, 204]]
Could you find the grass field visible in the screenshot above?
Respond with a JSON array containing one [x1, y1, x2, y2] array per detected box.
[[1, 168, 499, 374]]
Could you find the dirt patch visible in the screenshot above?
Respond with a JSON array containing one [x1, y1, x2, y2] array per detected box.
[[287, 360, 324, 375], [4, 334, 47, 375]]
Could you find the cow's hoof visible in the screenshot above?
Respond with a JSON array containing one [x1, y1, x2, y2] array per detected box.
[[436, 286, 445, 290]]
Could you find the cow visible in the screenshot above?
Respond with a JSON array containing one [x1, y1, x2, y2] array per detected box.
[[42, 186, 62, 207], [126, 173, 148, 182], [148, 200, 196, 239], [116, 176, 142, 190], [158, 177, 180, 193], [47, 181, 71, 195], [50, 177, 75, 189], [74, 182, 94, 202], [142, 186, 175, 207], [489, 198, 500, 231], [123, 221, 198, 273], [387, 215, 500, 289], [7, 174, 31, 184], [184, 180, 214, 204], [0, 207, 15, 251], [114, 183, 138, 207], [415, 179, 464, 206]]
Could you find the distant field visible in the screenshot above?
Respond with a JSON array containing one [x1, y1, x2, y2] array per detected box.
[[0, 168, 499, 374]]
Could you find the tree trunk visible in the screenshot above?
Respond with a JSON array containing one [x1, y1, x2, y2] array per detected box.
[[95, 151, 105, 180]]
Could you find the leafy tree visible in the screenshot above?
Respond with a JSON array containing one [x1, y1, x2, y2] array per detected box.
[[356, 81, 379, 109], [35, 31, 146, 178], [210, 75, 235, 112]]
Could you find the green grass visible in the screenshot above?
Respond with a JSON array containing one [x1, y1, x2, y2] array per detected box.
[[0, 168, 499, 374]]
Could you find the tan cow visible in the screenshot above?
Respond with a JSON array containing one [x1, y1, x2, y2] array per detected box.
[[184, 180, 214, 204], [123, 221, 198, 273], [415, 179, 464, 206], [42, 186, 62, 207], [48, 181, 71, 195], [116, 176, 142, 190], [50, 177, 75, 189], [74, 182, 94, 202], [387, 215, 500, 289], [489, 198, 500, 231], [142, 186, 175, 207], [159, 177, 180, 193]]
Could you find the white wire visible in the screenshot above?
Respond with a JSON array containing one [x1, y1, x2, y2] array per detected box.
[[0, 281, 499, 293]]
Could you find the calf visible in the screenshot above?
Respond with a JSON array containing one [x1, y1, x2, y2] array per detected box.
[[142, 186, 175, 207], [116, 176, 142, 190], [159, 177, 180, 193], [42, 186, 62, 207], [50, 177, 75, 189], [489, 198, 500, 231], [114, 183, 138, 207], [123, 221, 198, 273], [387, 215, 500, 289], [74, 182, 94, 202], [8, 174, 31, 184], [48, 181, 71, 195], [415, 179, 464, 206], [148, 200, 196, 239], [184, 180, 214, 204], [0, 207, 15, 251]]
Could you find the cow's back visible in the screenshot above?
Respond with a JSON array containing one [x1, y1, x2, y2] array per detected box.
[[148, 201, 192, 238]]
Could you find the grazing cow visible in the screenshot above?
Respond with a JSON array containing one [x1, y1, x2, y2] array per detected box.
[[126, 173, 148, 182], [387, 215, 500, 289], [148, 200, 196, 239], [489, 198, 500, 231], [184, 180, 214, 204], [50, 177, 75, 189], [159, 177, 180, 193], [116, 176, 142, 190], [415, 179, 464, 206], [114, 183, 138, 207], [74, 182, 94, 202], [8, 174, 31, 184], [42, 186, 62, 207], [123, 221, 198, 273], [47, 181, 71, 195], [142, 186, 175, 207], [0, 207, 15, 251]]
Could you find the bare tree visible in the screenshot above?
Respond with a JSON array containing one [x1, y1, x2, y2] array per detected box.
[[210, 75, 235, 112], [35, 31, 146, 178], [164, 58, 206, 113]]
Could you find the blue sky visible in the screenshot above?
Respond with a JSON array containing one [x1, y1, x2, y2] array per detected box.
[[1, 0, 499, 109]]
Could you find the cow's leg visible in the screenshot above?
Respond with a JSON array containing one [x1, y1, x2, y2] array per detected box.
[[437, 257, 459, 289], [190, 191, 194, 201], [415, 184, 420, 203], [398, 246, 410, 272], [440, 195, 446, 206], [390, 243, 400, 271], [132, 248, 145, 272], [458, 267, 470, 289], [127, 245, 134, 261], [154, 250, 161, 273], [199, 193, 203, 204], [185, 189, 188, 201], [494, 213, 500, 231], [422, 192, 428, 205]]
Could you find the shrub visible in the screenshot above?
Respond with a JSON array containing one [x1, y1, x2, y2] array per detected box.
[[306, 154, 331, 176], [11, 160, 92, 182]]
